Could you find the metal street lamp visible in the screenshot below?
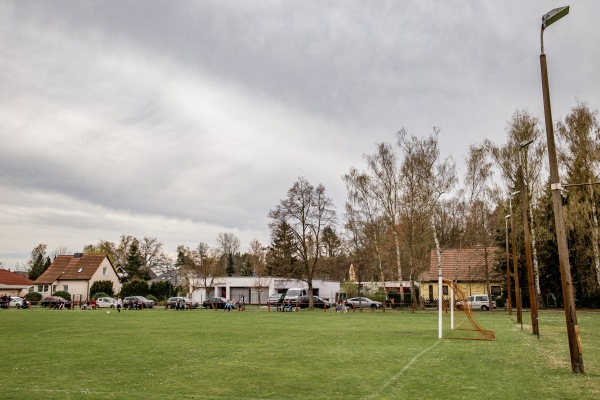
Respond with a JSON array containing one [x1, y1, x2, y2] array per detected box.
[[518, 139, 539, 337], [540, 5, 584, 373], [509, 190, 522, 324], [505, 214, 512, 315]]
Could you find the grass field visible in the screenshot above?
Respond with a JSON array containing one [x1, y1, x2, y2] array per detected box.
[[2, 306, 599, 400]]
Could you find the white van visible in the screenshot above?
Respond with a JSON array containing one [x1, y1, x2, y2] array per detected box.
[[283, 287, 308, 303], [456, 294, 495, 311]]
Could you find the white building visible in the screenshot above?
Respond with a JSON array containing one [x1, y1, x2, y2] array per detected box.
[[33, 254, 121, 302], [186, 276, 340, 304]]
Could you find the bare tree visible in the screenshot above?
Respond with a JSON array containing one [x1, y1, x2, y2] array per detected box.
[[180, 242, 225, 301], [397, 128, 456, 306], [268, 176, 336, 307], [248, 239, 270, 305], [487, 110, 546, 298], [363, 143, 404, 289], [557, 102, 600, 288], [140, 237, 172, 275], [344, 168, 389, 289], [462, 143, 497, 310]]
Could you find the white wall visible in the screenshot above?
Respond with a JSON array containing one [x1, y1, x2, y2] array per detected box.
[[187, 276, 340, 304]]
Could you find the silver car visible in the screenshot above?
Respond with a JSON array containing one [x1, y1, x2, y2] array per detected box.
[[345, 297, 383, 309], [96, 297, 118, 308]]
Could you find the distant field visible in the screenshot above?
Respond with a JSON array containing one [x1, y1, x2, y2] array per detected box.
[[2, 307, 599, 399]]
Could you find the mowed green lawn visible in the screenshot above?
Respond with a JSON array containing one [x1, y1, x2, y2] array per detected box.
[[2, 307, 599, 400]]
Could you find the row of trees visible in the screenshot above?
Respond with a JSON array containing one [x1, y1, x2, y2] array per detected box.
[[20, 101, 599, 307]]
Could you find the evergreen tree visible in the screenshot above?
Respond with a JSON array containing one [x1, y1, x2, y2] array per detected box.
[[124, 240, 148, 281], [28, 244, 51, 281]]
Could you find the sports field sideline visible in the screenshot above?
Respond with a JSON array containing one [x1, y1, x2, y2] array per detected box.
[[2, 307, 599, 399]]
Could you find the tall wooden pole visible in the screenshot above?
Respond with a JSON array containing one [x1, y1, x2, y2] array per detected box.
[[510, 196, 522, 324], [505, 216, 512, 315], [540, 52, 584, 373], [518, 162, 539, 336]]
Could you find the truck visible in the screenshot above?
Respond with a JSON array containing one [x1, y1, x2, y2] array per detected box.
[[283, 287, 308, 303]]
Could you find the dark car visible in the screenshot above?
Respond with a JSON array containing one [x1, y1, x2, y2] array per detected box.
[[202, 297, 235, 309], [40, 296, 72, 309], [166, 297, 200, 309], [267, 293, 285, 307], [296, 295, 330, 309], [122, 296, 155, 309]]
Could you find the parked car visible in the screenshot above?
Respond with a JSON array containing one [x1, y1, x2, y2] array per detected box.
[[166, 297, 200, 309], [96, 297, 118, 308], [345, 297, 383, 309], [456, 294, 495, 311], [267, 293, 285, 307], [202, 297, 235, 309], [296, 295, 330, 309], [9, 296, 24, 308], [40, 296, 72, 309], [122, 296, 155, 309]]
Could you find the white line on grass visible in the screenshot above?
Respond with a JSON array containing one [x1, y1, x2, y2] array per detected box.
[[364, 339, 440, 400]]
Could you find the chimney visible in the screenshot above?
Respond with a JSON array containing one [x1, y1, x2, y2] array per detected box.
[[74, 253, 83, 259]]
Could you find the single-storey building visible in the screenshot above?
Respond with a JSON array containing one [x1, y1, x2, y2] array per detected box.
[[186, 275, 340, 304], [33, 253, 121, 302], [0, 269, 34, 297], [421, 247, 502, 302]]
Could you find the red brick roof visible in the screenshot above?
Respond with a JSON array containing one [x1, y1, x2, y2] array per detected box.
[[0, 269, 34, 286], [34, 254, 110, 284], [423, 247, 502, 282]]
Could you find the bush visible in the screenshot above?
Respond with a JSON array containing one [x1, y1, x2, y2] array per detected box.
[[146, 294, 158, 303], [119, 280, 150, 298], [92, 292, 109, 300], [90, 280, 114, 298], [53, 290, 71, 300], [24, 292, 42, 303]]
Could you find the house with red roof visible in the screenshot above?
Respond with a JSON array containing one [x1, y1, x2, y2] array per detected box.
[[33, 253, 121, 302], [422, 246, 502, 303], [0, 269, 34, 297]]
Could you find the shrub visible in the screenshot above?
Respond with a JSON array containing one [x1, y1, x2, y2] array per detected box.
[[146, 294, 158, 303], [53, 290, 71, 300], [92, 292, 109, 300], [119, 280, 150, 298], [24, 292, 42, 303], [90, 280, 114, 297]]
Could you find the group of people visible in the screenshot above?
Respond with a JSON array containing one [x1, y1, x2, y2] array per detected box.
[[335, 301, 349, 313], [81, 299, 97, 310], [173, 298, 187, 310], [0, 294, 14, 309], [277, 299, 295, 312], [223, 299, 245, 311]]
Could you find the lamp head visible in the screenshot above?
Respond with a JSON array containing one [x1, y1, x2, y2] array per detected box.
[[505, 215, 511, 220], [511, 190, 520, 196], [542, 6, 570, 30]]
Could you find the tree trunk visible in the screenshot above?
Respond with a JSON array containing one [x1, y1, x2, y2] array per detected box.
[[393, 229, 403, 301], [589, 184, 600, 287]]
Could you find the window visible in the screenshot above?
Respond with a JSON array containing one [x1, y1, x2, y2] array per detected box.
[[38, 285, 49, 293], [77, 268, 83, 273], [103, 267, 107, 276], [63, 285, 69, 292], [53, 285, 57, 293]]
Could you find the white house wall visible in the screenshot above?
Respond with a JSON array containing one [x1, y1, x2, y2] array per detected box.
[[54, 258, 121, 302], [187, 276, 340, 304]]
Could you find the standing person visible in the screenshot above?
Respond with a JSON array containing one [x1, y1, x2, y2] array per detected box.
[[116, 298, 122, 313]]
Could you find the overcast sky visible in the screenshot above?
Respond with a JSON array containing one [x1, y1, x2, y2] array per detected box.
[[1, 1, 599, 269]]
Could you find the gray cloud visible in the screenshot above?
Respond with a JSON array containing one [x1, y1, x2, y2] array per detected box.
[[1, 1, 599, 267]]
